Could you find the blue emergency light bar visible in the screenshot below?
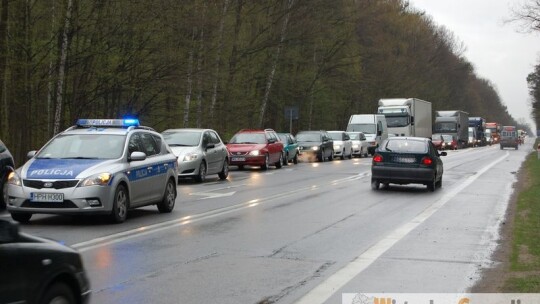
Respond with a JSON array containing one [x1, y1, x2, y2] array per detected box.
[[76, 118, 140, 128]]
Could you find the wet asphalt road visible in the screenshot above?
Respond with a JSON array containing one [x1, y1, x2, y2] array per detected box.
[[0, 141, 532, 304]]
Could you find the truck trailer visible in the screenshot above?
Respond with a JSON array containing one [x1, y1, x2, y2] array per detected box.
[[433, 110, 469, 149], [377, 98, 432, 138], [485, 122, 500, 144], [469, 117, 486, 146]]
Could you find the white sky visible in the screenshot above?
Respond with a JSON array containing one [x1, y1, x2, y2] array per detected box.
[[409, 0, 540, 129]]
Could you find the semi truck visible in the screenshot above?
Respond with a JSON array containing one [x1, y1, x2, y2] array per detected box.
[[485, 122, 500, 144], [346, 114, 388, 155], [377, 98, 432, 138], [468, 117, 486, 146], [433, 110, 469, 149]]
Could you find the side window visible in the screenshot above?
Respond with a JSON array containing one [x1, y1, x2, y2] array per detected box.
[[202, 132, 211, 147], [377, 121, 383, 133], [152, 135, 164, 154], [139, 133, 159, 156], [210, 132, 221, 145], [128, 134, 143, 155]]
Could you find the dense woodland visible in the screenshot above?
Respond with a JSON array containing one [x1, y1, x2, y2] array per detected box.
[[0, 0, 522, 164]]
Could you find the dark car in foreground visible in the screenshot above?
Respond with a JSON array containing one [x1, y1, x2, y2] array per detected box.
[[371, 137, 446, 192], [1, 139, 15, 210], [0, 220, 91, 304], [296, 131, 334, 162]]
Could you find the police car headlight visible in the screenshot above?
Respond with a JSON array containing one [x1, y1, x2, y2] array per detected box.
[[7, 172, 21, 186], [311, 146, 319, 151], [183, 153, 199, 161], [80, 173, 112, 187]]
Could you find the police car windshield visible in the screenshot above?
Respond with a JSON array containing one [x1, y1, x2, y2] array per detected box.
[[37, 134, 126, 159], [162, 131, 202, 147]]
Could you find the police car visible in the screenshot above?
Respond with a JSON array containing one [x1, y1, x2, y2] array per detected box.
[[5, 119, 178, 223]]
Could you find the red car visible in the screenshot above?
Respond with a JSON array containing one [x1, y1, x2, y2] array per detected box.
[[431, 134, 445, 150], [442, 134, 458, 150], [227, 129, 284, 170]]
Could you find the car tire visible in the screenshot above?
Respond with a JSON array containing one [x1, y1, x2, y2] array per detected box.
[[195, 161, 207, 183], [371, 179, 380, 190], [283, 153, 289, 166], [293, 152, 299, 164], [349, 149, 353, 159], [218, 160, 229, 180], [111, 185, 128, 223], [515, 145, 519, 150], [427, 178, 436, 192], [11, 212, 32, 223], [436, 176, 442, 188], [40, 282, 75, 304], [157, 178, 176, 213], [238, 165, 244, 170], [275, 153, 283, 169], [318, 150, 325, 162], [261, 154, 269, 170], [341, 150, 346, 160], [328, 150, 334, 161], [500, 145, 503, 150], [0, 177, 7, 210]]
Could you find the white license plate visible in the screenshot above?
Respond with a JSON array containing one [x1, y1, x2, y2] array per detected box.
[[231, 157, 246, 162], [31, 193, 64, 202], [395, 157, 416, 163]]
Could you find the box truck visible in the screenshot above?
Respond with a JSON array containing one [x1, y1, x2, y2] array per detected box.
[[346, 114, 388, 155], [433, 110, 469, 149], [377, 98, 432, 138], [469, 117, 486, 146]]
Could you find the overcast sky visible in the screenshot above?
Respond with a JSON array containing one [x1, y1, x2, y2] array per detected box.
[[409, 0, 540, 129]]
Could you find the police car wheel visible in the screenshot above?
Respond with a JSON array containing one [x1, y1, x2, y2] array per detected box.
[[218, 160, 229, 180], [111, 185, 128, 223], [11, 212, 32, 223], [158, 179, 176, 213]]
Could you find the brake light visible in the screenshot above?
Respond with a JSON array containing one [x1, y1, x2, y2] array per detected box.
[[421, 157, 433, 165], [373, 154, 383, 163]]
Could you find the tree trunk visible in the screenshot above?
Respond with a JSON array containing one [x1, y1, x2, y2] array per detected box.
[[183, 27, 196, 127], [53, 0, 73, 135], [258, 0, 295, 128], [0, 0, 8, 137], [195, 3, 207, 128], [209, 0, 230, 123]]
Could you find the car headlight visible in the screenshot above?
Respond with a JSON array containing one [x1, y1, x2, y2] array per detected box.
[[311, 146, 319, 151], [183, 152, 199, 161], [80, 173, 112, 187], [334, 145, 341, 150], [7, 172, 21, 186], [249, 150, 260, 156], [352, 144, 359, 149]]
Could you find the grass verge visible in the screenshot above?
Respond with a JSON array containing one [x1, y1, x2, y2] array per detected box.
[[502, 141, 540, 292]]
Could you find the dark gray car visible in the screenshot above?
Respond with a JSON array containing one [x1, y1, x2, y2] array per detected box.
[[296, 131, 334, 162], [0, 139, 14, 210]]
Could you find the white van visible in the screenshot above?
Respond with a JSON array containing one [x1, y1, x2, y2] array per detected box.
[[346, 114, 388, 155]]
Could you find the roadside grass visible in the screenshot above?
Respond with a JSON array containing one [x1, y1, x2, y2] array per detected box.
[[503, 141, 540, 292]]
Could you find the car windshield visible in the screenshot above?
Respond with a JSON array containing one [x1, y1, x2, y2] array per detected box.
[[347, 132, 362, 140], [37, 134, 126, 159], [384, 140, 427, 153], [347, 124, 375, 134], [162, 131, 201, 147], [296, 133, 321, 142], [442, 135, 453, 141], [278, 134, 288, 143], [328, 133, 343, 140], [434, 122, 457, 133], [431, 135, 443, 140], [229, 133, 266, 144]]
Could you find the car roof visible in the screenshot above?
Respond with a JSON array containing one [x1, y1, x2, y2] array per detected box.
[[162, 128, 214, 133], [387, 137, 430, 143]]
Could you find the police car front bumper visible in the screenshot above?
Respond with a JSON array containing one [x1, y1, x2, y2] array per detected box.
[[6, 182, 116, 215]]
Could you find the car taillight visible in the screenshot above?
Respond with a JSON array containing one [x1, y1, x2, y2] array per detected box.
[[373, 154, 383, 163], [421, 156, 433, 165]]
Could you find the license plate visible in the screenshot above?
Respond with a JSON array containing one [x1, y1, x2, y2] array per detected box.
[[31, 193, 64, 202], [395, 157, 416, 163], [231, 157, 246, 162]]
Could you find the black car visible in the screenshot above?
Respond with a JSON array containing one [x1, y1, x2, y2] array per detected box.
[[296, 131, 334, 162], [0, 220, 91, 304], [371, 137, 446, 191], [0, 139, 15, 210]]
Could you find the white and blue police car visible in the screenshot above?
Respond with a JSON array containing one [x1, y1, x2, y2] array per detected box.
[[6, 119, 178, 223]]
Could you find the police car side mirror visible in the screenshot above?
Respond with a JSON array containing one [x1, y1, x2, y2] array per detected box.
[[27, 151, 37, 159], [129, 151, 147, 162], [0, 220, 20, 243]]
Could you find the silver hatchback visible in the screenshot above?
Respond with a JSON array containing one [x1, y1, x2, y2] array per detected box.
[[6, 119, 178, 223], [162, 129, 229, 182]]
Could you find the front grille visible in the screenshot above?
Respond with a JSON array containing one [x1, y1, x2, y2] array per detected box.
[[23, 179, 79, 189], [21, 200, 78, 208], [231, 152, 248, 156]]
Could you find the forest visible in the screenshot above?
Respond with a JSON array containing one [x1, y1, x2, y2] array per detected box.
[[0, 0, 520, 164]]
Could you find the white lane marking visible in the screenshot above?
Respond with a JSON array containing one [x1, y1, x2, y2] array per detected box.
[[295, 151, 509, 304], [189, 191, 236, 199]]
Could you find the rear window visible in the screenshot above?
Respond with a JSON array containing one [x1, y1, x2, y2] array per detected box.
[[501, 131, 516, 137], [383, 139, 427, 153]]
